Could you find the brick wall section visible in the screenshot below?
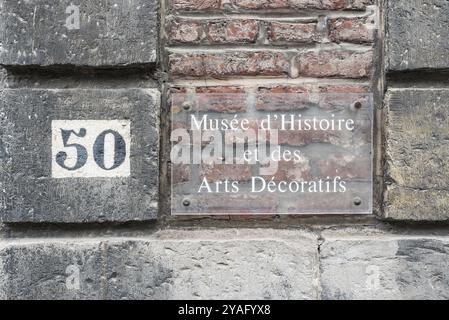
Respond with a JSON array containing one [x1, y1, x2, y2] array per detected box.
[[164, 0, 377, 95], [166, 1, 376, 79], [170, 0, 375, 11]]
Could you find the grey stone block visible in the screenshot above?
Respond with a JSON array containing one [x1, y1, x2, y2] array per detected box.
[[320, 237, 449, 300], [0, 89, 159, 223], [0, 241, 105, 299], [387, 0, 449, 71], [0, 229, 319, 299], [0, 0, 158, 67], [384, 89, 449, 221]]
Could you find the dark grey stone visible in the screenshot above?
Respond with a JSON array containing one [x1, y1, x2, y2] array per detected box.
[[0, 0, 158, 67], [0, 242, 104, 299], [0, 67, 6, 87], [0, 89, 160, 223], [387, 0, 449, 71], [384, 89, 449, 221]]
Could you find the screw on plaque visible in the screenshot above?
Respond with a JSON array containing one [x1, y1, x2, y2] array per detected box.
[[182, 198, 191, 207], [182, 102, 191, 111], [354, 101, 363, 110], [353, 197, 362, 206]]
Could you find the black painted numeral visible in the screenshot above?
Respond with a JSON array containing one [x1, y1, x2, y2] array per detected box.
[[56, 128, 88, 171], [56, 129, 127, 171], [93, 130, 127, 171]]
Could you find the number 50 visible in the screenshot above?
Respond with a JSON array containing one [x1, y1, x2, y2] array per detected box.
[[56, 128, 126, 171], [52, 120, 131, 178]]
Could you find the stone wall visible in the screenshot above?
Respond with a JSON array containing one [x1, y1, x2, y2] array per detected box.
[[0, 0, 448, 300]]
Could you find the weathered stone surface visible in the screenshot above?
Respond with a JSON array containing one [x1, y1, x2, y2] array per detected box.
[[0, 241, 105, 299], [321, 237, 449, 300], [0, 229, 319, 299], [0, 67, 6, 87], [0, 0, 158, 67], [387, 0, 449, 70], [0, 89, 159, 223], [384, 89, 449, 221], [0, 249, 6, 299], [4, 231, 449, 300], [384, 186, 449, 222]]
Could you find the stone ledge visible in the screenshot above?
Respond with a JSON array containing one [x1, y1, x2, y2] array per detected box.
[[0, 229, 319, 300], [3, 230, 449, 299]]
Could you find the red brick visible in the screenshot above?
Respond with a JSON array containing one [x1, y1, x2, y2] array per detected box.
[[296, 50, 373, 78], [275, 118, 371, 148], [329, 17, 375, 43], [171, 0, 372, 11], [167, 19, 259, 45], [262, 159, 312, 182], [170, 87, 190, 114], [231, 0, 347, 10], [194, 86, 247, 112], [282, 191, 361, 213], [169, 87, 189, 94], [258, 86, 311, 94], [318, 85, 369, 93], [256, 86, 311, 111], [318, 85, 371, 110], [268, 22, 320, 43], [171, 0, 221, 11], [171, 90, 247, 113], [207, 20, 259, 44], [176, 193, 278, 214], [172, 165, 191, 184], [169, 51, 290, 78], [171, 121, 189, 131], [195, 86, 245, 94], [255, 85, 369, 111], [277, 126, 343, 147], [201, 164, 252, 182], [167, 20, 204, 43], [223, 119, 260, 145], [351, 0, 375, 10], [319, 154, 371, 179], [258, 84, 369, 94]]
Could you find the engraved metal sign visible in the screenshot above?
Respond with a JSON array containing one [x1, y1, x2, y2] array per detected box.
[[171, 92, 373, 215]]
